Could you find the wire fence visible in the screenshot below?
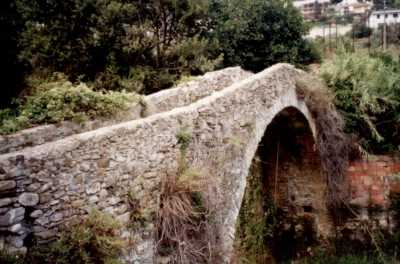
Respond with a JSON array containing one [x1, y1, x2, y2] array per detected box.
[[313, 17, 400, 54]]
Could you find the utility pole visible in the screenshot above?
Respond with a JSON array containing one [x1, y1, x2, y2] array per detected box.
[[329, 22, 332, 51], [368, 11, 371, 53], [383, 0, 387, 49], [335, 22, 338, 49]]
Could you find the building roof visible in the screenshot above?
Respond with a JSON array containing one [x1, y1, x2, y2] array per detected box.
[[292, 0, 330, 8], [370, 9, 400, 15], [336, 0, 372, 8]]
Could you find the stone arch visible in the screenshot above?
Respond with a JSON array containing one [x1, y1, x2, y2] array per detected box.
[[234, 106, 333, 262]]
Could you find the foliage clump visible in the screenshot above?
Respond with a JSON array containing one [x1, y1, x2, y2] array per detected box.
[[321, 49, 400, 154], [300, 252, 396, 264], [296, 73, 350, 208], [211, 0, 320, 72], [0, 250, 24, 264], [2, 0, 319, 106], [351, 23, 372, 39], [233, 158, 276, 264], [27, 209, 124, 264], [0, 77, 139, 135], [155, 132, 219, 263]]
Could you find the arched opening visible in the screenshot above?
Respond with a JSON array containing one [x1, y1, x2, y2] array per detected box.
[[234, 107, 333, 263]]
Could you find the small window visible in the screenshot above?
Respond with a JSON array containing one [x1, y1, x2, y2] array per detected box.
[[377, 14, 380, 19], [394, 13, 398, 18], [385, 14, 388, 18]]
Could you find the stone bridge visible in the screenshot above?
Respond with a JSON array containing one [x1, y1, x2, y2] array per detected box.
[[0, 64, 397, 262]]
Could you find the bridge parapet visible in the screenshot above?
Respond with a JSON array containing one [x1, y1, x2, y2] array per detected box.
[[0, 64, 317, 262], [0, 67, 251, 155]]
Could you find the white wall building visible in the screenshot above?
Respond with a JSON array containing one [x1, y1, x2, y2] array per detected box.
[[369, 9, 400, 28], [335, 0, 372, 16], [293, 0, 331, 21]]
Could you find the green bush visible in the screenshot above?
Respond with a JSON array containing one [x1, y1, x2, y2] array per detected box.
[[27, 209, 124, 264], [0, 249, 24, 264], [351, 23, 372, 39], [0, 78, 139, 134], [301, 252, 394, 264], [320, 49, 400, 154]]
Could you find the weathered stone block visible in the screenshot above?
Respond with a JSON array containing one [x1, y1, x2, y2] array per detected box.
[[6, 235, 25, 248], [27, 183, 41, 192], [0, 198, 13, 207], [0, 180, 16, 191], [18, 192, 39, 207], [39, 182, 52, 193], [49, 212, 63, 223], [89, 195, 99, 204], [36, 229, 56, 240], [8, 223, 25, 234], [86, 182, 101, 194], [40, 192, 52, 204], [107, 196, 121, 206], [0, 207, 25, 227], [30, 210, 43, 218], [35, 216, 49, 226]]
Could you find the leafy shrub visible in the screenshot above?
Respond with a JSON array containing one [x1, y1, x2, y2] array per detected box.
[[321, 49, 400, 154], [0, 249, 24, 264], [0, 79, 139, 134], [351, 23, 372, 39], [27, 209, 124, 264], [301, 252, 393, 264]]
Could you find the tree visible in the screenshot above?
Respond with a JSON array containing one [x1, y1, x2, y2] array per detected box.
[[120, 0, 221, 93], [0, 0, 25, 107], [17, 0, 137, 79], [15, 0, 221, 93], [211, 0, 320, 72]]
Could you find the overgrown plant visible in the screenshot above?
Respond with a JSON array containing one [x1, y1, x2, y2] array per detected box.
[[233, 156, 276, 264], [296, 73, 351, 209], [26, 209, 124, 264], [0, 78, 139, 134], [320, 49, 400, 154], [126, 189, 153, 230], [0, 250, 24, 264], [155, 129, 219, 263], [300, 251, 396, 264]]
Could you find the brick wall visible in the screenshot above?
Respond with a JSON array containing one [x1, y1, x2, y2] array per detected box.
[[348, 155, 400, 209]]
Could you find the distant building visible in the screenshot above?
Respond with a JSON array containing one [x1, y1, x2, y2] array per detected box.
[[293, 0, 330, 21], [369, 9, 400, 28], [335, 0, 373, 16]]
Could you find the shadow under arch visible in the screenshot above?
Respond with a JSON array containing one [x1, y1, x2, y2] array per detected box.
[[234, 106, 333, 263]]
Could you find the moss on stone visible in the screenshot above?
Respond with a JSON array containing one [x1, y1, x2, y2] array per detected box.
[[233, 157, 276, 263]]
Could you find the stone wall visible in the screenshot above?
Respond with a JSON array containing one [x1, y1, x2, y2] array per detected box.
[[1, 62, 398, 262], [0, 67, 252, 154], [0, 64, 312, 262], [234, 106, 332, 262]]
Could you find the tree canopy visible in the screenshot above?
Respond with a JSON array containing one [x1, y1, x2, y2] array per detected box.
[[1, 0, 318, 106]]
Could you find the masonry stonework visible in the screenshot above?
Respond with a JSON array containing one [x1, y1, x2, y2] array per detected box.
[[0, 63, 398, 263]]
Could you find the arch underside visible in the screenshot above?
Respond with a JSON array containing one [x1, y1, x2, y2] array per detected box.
[[234, 107, 333, 262]]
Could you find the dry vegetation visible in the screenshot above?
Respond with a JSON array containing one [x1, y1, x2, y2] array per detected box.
[[155, 130, 221, 263], [296, 73, 351, 209]]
